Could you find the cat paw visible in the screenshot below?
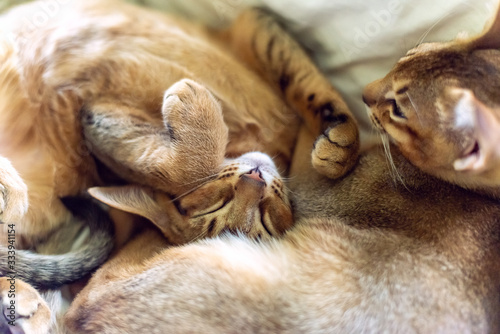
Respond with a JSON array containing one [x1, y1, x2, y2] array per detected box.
[[162, 79, 227, 138], [0, 158, 28, 224], [0, 278, 51, 334], [311, 117, 359, 179]]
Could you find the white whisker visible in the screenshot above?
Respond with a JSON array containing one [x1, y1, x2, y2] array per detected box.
[[416, 11, 453, 47], [190, 227, 208, 242], [177, 172, 220, 187], [380, 134, 395, 179], [270, 153, 288, 176], [380, 134, 409, 191], [406, 92, 423, 126], [283, 186, 298, 197], [170, 174, 219, 202]]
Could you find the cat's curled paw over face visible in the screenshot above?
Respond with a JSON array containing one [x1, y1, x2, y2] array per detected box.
[[89, 152, 293, 244]]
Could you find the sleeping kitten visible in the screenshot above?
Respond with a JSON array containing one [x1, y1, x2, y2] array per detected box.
[[90, 151, 294, 242], [0, 0, 359, 247], [363, 4, 500, 198]]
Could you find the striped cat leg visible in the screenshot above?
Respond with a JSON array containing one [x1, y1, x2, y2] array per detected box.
[[82, 79, 228, 195], [223, 8, 360, 178]]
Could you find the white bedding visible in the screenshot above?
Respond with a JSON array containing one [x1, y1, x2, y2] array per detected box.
[[129, 0, 494, 138]]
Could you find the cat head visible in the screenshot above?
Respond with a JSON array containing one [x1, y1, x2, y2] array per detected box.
[[363, 8, 500, 188], [88, 152, 293, 244]]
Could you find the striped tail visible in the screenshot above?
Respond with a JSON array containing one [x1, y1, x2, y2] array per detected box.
[[0, 197, 115, 290]]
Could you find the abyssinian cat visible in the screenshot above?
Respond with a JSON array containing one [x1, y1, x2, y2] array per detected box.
[[363, 6, 500, 198], [7, 1, 500, 334], [33, 7, 498, 333], [55, 125, 498, 333], [3, 5, 500, 334], [0, 0, 359, 249]]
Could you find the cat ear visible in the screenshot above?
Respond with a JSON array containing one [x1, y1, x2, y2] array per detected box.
[[451, 89, 500, 173], [88, 185, 184, 237], [468, 3, 500, 49]]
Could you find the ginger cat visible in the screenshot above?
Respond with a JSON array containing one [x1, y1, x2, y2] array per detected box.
[[58, 6, 500, 333], [56, 126, 499, 333], [0, 0, 359, 248], [4, 5, 500, 332], [5, 135, 500, 332], [363, 5, 500, 198]]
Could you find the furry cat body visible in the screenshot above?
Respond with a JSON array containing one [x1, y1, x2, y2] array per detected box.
[[0, 3, 360, 331], [60, 7, 500, 332], [3, 2, 500, 331], [0, 0, 359, 245], [59, 128, 500, 333], [363, 7, 500, 198]]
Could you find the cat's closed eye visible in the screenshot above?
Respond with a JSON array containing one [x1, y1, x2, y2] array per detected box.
[[172, 152, 294, 240]]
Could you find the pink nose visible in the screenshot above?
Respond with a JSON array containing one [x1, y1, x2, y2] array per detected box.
[[242, 169, 265, 183]]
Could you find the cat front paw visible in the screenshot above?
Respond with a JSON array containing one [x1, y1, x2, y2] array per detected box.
[[160, 79, 228, 186], [0, 158, 28, 224], [0, 278, 51, 334], [162, 79, 227, 138], [312, 117, 359, 179]]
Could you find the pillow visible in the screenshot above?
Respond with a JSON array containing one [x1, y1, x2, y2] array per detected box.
[[130, 0, 493, 138]]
